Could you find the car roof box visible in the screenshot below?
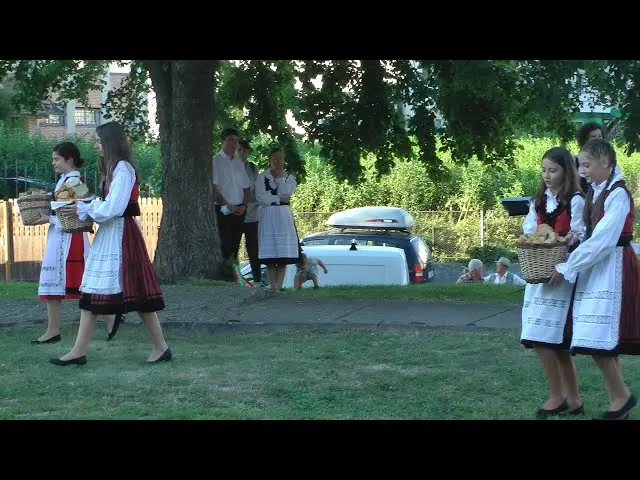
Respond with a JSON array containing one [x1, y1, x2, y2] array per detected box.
[[326, 206, 415, 231]]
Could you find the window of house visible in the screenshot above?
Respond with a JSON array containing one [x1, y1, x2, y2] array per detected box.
[[42, 114, 65, 125], [75, 108, 98, 125]]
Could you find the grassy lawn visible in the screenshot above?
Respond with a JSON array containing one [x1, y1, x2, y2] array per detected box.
[[284, 283, 525, 303], [0, 280, 525, 304], [1, 325, 636, 420], [0, 281, 40, 300]]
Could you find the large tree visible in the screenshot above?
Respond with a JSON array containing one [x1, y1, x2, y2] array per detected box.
[[2, 59, 637, 283]]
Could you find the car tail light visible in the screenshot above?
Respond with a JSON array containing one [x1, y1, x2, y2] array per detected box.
[[414, 263, 425, 283]]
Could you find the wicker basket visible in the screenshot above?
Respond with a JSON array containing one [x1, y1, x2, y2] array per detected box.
[[516, 243, 569, 284], [16, 194, 51, 225], [57, 202, 94, 233]]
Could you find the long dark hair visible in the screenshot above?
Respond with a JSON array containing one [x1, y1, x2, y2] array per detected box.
[[95, 121, 138, 186], [53, 141, 85, 169], [532, 146, 581, 215], [581, 138, 619, 238]]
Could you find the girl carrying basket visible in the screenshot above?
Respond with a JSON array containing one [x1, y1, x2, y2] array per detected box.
[[520, 146, 586, 418], [50, 122, 171, 366], [33, 142, 119, 344]]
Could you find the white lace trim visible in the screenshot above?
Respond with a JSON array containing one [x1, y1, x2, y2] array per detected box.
[[570, 247, 623, 351]]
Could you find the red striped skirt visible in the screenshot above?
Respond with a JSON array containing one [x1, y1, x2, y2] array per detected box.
[[616, 246, 640, 354], [39, 232, 84, 300], [79, 217, 165, 315]]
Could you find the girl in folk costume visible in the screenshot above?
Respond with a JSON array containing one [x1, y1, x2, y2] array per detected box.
[[50, 121, 170, 366], [33, 142, 118, 344], [520, 146, 586, 418], [255, 147, 301, 291], [551, 139, 640, 420]]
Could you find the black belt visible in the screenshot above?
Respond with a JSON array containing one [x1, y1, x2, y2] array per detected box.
[[123, 203, 140, 217], [52, 203, 140, 217], [618, 234, 633, 247]]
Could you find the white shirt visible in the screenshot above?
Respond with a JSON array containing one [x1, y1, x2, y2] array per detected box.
[[555, 171, 631, 284], [522, 189, 586, 240], [212, 150, 250, 206], [255, 169, 297, 207], [483, 272, 527, 285]]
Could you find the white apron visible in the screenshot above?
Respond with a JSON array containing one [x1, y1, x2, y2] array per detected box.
[[37, 171, 90, 297]]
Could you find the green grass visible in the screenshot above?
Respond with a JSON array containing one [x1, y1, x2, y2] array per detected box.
[[0, 281, 525, 304], [0, 281, 39, 300], [1, 325, 636, 419], [284, 284, 525, 303]]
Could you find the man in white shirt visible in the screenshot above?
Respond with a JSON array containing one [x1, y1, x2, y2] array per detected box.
[[237, 139, 262, 285], [212, 128, 251, 271], [484, 257, 527, 285]]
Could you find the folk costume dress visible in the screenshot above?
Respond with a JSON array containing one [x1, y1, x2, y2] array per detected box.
[[255, 169, 301, 265], [76, 160, 165, 315], [520, 189, 586, 350], [555, 170, 640, 356], [38, 170, 90, 300]]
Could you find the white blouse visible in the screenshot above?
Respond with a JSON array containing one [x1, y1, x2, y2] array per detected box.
[[522, 189, 586, 239], [555, 172, 630, 283], [255, 169, 297, 207], [77, 161, 136, 224]]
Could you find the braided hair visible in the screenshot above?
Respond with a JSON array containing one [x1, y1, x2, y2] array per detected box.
[[580, 138, 618, 239]]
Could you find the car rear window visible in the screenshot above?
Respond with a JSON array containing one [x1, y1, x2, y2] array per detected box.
[[411, 237, 429, 264]]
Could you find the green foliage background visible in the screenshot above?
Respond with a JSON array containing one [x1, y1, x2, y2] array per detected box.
[[3, 121, 638, 261]]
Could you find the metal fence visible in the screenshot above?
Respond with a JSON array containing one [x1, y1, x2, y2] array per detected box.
[[1, 161, 102, 200]]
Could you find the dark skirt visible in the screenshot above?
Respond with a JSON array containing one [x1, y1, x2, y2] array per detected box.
[[571, 245, 640, 356], [79, 217, 165, 315]]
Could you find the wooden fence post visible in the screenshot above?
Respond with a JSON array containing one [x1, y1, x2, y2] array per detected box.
[[3, 200, 14, 281]]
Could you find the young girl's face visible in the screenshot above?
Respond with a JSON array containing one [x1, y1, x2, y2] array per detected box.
[[578, 152, 611, 184], [51, 152, 73, 174], [541, 157, 564, 192]]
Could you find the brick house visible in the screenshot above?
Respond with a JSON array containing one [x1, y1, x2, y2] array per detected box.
[[21, 69, 129, 139]]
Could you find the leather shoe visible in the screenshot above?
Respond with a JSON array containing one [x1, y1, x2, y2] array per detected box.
[[31, 334, 61, 344], [49, 355, 87, 366]]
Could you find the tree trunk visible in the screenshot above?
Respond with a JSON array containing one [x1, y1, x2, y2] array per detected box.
[[145, 60, 221, 283]]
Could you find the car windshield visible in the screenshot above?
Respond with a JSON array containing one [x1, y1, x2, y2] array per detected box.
[[305, 236, 403, 249]]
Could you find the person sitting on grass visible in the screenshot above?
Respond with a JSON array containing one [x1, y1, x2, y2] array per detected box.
[[294, 253, 328, 290], [456, 259, 484, 284]]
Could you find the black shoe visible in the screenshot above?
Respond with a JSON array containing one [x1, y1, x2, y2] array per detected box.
[[567, 405, 585, 415], [31, 334, 61, 344], [107, 313, 123, 341], [536, 400, 569, 419], [601, 394, 637, 420], [49, 355, 87, 366], [148, 348, 172, 364]]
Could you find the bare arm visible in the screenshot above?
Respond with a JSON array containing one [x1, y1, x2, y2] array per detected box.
[[317, 260, 328, 273]]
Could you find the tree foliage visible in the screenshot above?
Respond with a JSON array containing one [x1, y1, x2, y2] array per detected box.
[[3, 59, 639, 185]]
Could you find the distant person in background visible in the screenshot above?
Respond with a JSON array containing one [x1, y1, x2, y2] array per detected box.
[[236, 139, 262, 286], [212, 128, 251, 278], [484, 257, 526, 285], [456, 259, 484, 284], [294, 253, 328, 289], [255, 147, 300, 291]]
